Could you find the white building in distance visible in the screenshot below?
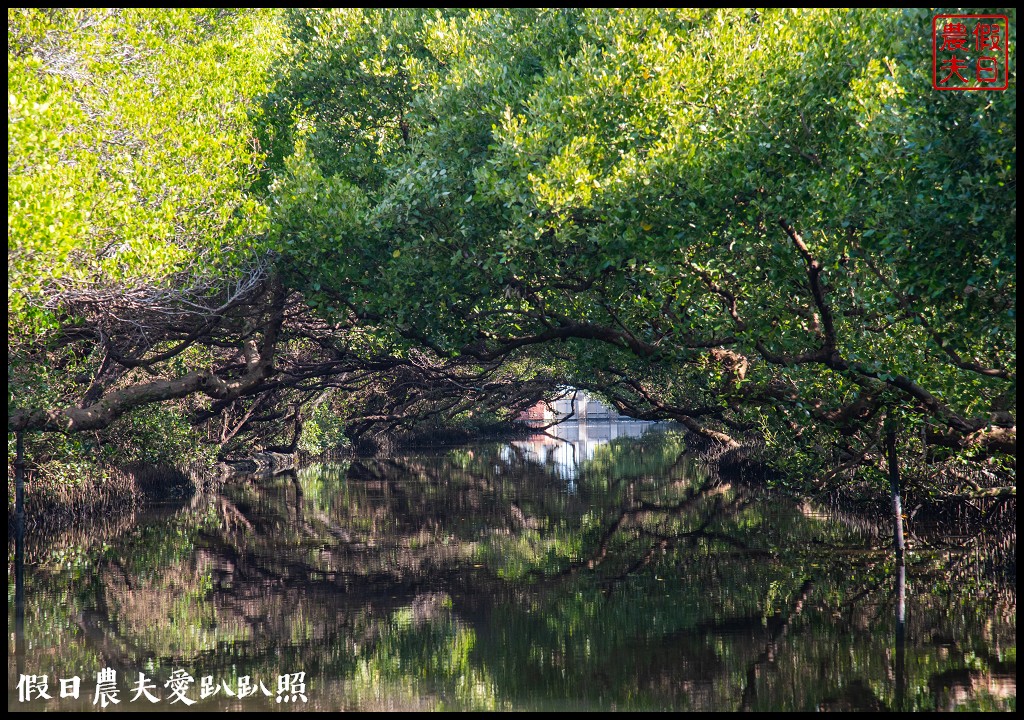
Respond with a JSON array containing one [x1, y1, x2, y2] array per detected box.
[[519, 389, 622, 422]]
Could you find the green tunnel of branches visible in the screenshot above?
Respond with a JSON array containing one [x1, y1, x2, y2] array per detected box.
[[7, 9, 1016, 500]]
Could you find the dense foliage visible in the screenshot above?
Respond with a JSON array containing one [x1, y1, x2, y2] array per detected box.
[[7, 9, 1016, 504], [8, 8, 277, 332], [263, 8, 1016, 486]]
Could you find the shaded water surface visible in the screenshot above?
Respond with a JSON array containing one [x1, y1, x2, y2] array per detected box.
[[8, 426, 1016, 711]]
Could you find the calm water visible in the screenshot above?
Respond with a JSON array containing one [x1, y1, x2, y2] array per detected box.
[[8, 425, 1016, 711]]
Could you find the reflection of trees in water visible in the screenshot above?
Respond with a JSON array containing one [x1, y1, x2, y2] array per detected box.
[[9, 435, 1016, 711]]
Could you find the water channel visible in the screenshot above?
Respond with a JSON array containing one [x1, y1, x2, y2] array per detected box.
[[8, 423, 1016, 711]]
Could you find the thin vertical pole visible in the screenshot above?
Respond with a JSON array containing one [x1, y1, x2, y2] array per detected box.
[[887, 424, 907, 710], [15, 430, 25, 524], [895, 562, 906, 710], [886, 426, 905, 565], [14, 430, 27, 672]]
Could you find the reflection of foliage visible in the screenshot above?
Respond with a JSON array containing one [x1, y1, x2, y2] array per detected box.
[[9, 432, 1016, 711], [347, 605, 503, 711], [295, 461, 351, 515], [579, 430, 690, 487]]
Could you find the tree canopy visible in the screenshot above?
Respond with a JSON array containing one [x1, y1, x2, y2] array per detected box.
[[7, 8, 1016, 496]]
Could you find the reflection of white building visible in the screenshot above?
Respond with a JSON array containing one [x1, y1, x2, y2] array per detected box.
[[508, 419, 659, 482]]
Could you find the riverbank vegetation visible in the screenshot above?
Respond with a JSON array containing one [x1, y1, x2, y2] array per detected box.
[[8, 9, 1015, 519]]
